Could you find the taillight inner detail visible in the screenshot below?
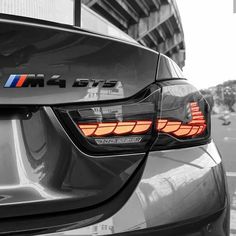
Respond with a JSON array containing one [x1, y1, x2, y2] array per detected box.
[[157, 102, 206, 137], [53, 82, 210, 155], [78, 121, 152, 137], [77, 102, 206, 138]]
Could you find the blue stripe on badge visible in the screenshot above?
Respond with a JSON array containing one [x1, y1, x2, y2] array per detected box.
[[4, 75, 17, 87], [10, 75, 20, 87]]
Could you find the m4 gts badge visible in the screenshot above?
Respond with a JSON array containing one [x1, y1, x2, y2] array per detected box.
[[4, 74, 65, 88], [4, 74, 118, 88], [72, 79, 117, 88]]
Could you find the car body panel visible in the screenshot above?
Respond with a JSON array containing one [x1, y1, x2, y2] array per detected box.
[[0, 105, 228, 235], [0, 15, 158, 105], [0, 14, 230, 236], [0, 107, 144, 217], [42, 142, 228, 236]]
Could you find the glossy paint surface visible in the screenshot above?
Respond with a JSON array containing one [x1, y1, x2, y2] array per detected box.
[[0, 105, 228, 235], [0, 15, 229, 236], [0, 107, 144, 219], [0, 15, 158, 105], [43, 142, 227, 236]]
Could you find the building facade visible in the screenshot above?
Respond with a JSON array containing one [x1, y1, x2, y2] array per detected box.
[[0, 0, 185, 67], [82, 0, 185, 68]]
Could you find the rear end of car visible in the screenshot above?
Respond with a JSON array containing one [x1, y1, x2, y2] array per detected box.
[[0, 14, 229, 235]]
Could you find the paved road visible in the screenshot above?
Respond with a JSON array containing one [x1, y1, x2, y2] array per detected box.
[[211, 114, 236, 235]]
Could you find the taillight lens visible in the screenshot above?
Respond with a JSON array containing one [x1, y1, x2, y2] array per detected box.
[[54, 81, 210, 155], [151, 80, 210, 150], [157, 102, 206, 137], [78, 120, 152, 137], [54, 84, 160, 155]]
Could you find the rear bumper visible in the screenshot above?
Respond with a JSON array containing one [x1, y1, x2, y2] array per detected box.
[[0, 112, 229, 228], [42, 142, 229, 236], [105, 206, 230, 236], [0, 109, 229, 235]]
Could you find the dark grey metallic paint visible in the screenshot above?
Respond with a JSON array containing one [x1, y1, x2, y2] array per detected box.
[[0, 15, 158, 105], [0, 15, 229, 236], [0, 106, 228, 235]]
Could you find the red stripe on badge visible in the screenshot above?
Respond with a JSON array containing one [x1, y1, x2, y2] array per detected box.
[[16, 74, 27, 87]]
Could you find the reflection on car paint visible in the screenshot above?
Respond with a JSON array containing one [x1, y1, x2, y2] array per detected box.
[[0, 107, 143, 219], [45, 143, 225, 236], [78, 81, 124, 102], [0, 21, 158, 105]]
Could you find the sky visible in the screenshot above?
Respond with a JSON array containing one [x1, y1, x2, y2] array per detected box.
[[176, 0, 236, 89]]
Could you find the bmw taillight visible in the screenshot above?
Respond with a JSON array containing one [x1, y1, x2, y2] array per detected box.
[[151, 80, 210, 150], [54, 81, 210, 156], [54, 84, 160, 155], [157, 102, 206, 138]]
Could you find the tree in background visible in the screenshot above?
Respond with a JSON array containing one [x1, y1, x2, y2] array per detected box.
[[222, 80, 236, 112], [200, 89, 214, 112], [223, 86, 236, 112], [215, 85, 224, 105]]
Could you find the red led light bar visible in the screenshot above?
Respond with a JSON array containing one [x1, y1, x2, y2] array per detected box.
[[78, 121, 152, 137], [157, 102, 206, 137], [78, 103, 206, 138]]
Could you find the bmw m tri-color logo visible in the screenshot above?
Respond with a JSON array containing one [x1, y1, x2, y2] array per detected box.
[[4, 74, 65, 88], [4, 74, 27, 88], [4, 74, 118, 88]]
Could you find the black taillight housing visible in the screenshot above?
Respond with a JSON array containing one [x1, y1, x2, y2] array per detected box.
[[152, 80, 211, 150], [53, 84, 160, 155], [53, 80, 211, 156]]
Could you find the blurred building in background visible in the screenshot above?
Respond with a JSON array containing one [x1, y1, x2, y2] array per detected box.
[[0, 0, 185, 68], [82, 0, 185, 68]]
